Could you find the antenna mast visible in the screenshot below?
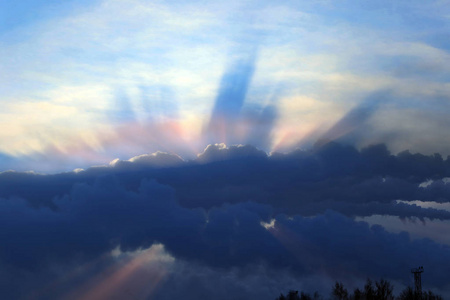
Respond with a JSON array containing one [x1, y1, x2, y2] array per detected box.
[[411, 266, 424, 298]]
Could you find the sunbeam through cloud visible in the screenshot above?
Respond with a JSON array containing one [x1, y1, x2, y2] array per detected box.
[[1, 0, 450, 299]]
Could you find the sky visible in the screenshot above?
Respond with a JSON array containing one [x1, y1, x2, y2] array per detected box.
[[1, 0, 450, 299], [1, 0, 450, 172]]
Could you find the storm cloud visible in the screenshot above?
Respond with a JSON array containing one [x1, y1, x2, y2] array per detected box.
[[2, 177, 450, 299], [1, 142, 450, 298]]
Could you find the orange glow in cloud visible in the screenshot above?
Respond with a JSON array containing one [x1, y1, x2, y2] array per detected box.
[[102, 119, 203, 157], [271, 124, 321, 153], [62, 245, 173, 300], [271, 130, 297, 153], [206, 115, 230, 145], [36, 118, 204, 169], [234, 117, 265, 143]]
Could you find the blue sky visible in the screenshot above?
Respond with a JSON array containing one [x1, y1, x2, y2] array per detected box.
[[1, 0, 449, 172]]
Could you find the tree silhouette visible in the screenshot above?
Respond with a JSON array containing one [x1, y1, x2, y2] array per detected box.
[[397, 286, 443, 300], [276, 290, 323, 300], [276, 278, 443, 300], [364, 278, 376, 300], [375, 279, 394, 300], [397, 287, 415, 300], [332, 282, 349, 300], [421, 290, 444, 300], [276, 290, 300, 300], [352, 288, 363, 300]]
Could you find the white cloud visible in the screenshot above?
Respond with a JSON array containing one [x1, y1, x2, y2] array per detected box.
[[1, 0, 450, 169]]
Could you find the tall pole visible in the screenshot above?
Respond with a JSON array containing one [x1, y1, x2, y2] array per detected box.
[[411, 266, 424, 299]]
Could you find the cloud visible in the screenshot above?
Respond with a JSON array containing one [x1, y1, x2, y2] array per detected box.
[[111, 151, 185, 169], [196, 143, 267, 163], [151, 259, 329, 300], [2, 142, 450, 298], [2, 142, 450, 216], [2, 1, 450, 297], [1, 0, 450, 170], [1, 177, 450, 298]]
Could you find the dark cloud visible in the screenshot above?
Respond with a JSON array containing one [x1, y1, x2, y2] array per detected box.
[[2, 142, 450, 297], [293, 199, 450, 221], [151, 259, 329, 300], [1, 177, 450, 298], [1, 142, 450, 215]]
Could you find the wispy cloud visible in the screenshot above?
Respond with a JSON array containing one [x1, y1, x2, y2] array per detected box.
[[1, 0, 449, 171]]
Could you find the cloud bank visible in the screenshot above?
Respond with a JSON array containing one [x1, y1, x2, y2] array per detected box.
[[1, 142, 450, 298]]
